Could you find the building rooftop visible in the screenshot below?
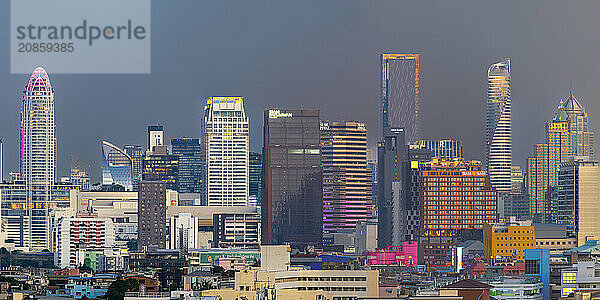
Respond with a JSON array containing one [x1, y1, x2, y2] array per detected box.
[[441, 279, 493, 290]]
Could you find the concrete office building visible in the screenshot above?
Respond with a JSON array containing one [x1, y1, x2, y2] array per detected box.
[[213, 213, 260, 249], [421, 159, 498, 231], [203, 97, 249, 206], [0, 181, 77, 250], [262, 109, 323, 248], [138, 181, 167, 250], [147, 125, 164, 153], [320, 121, 372, 238], [169, 213, 199, 251], [72, 190, 138, 241]]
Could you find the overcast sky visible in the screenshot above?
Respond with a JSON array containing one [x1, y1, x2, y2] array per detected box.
[[1, 0, 600, 181]]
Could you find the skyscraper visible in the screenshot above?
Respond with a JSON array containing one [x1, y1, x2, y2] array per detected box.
[[562, 89, 595, 159], [417, 139, 463, 160], [203, 97, 249, 206], [123, 144, 143, 189], [380, 53, 420, 142], [527, 102, 572, 220], [486, 58, 512, 193], [320, 121, 372, 239], [147, 125, 164, 153], [101, 141, 134, 191], [142, 147, 179, 191], [377, 127, 408, 248], [20, 67, 56, 186], [19, 67, 57, 250], [138, 181, 167, 250], [262, 109, 323, 248], [171, 138, 203, 193], [553, 158, 600, 246], [249, 152, 262, 207]]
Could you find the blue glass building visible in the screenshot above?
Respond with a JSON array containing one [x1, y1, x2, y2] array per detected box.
[[101, 141, 133, 191]]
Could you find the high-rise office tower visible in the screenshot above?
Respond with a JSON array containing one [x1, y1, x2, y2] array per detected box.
[[123, 144, 143, 189], [147, 125, 164, 153], [553, 158, 600, 246], [142, 146, 179, 191], [138, 181, 167, 250], [486, 58, 512, 193], [249, 152, 262, 207], [417, 139, 463, 160], [203, 97, 249, 206], [527, 102, 572, 220], [562, 89, 595, 159], [171, 138, 203, 193], [380, 53, 420, 142], [377, 128, 409, 248], [19, 67, 57, 250], [262, 109, 323, 248], [321, 121, 372, 238], [101, 141, 134, 191]]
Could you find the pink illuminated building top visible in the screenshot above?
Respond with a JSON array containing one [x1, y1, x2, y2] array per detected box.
[[26, 67, 52, 91], [364, 241, 418, 267]]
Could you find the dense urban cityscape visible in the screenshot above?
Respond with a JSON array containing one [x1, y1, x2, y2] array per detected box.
[[2, 2, 600, 300], [0, 52, 597, 300]]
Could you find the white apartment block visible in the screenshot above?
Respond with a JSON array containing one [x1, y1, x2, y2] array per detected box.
[[55, 217, 116, 268], [203, 97, 249, 206]]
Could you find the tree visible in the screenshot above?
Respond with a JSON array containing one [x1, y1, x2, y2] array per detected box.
[[124, 278, 139, 292], [105, 280, 129, 300]]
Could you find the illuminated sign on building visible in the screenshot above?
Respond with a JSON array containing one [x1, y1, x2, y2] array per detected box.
[[268, 110, 293, 119]]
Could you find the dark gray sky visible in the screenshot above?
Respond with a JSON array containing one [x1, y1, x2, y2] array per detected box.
[[1, 0, 600, 181]]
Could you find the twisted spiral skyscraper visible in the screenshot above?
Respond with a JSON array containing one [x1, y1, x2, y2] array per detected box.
[[486, 58, 512, 193]]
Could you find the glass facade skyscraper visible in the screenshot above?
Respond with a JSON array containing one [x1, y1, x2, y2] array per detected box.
[[123, 144, 143, 189], [102, 141, 134, 191], [203, 97, 249, 206], [171, 138, 203, 193], [380, 53, 420, 142], [249, 152, 262, 207], [262, 109, 323, 248], [486, 58, 512, 193]]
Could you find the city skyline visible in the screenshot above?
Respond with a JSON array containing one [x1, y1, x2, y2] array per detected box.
[[2, 1, 600, 182]]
